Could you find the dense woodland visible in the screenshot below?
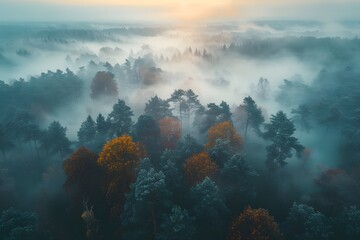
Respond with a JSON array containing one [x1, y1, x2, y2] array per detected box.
[[1, 24, 360, 240]]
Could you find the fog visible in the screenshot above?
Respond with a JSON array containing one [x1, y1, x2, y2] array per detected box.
[[1, 20, 360, 239]]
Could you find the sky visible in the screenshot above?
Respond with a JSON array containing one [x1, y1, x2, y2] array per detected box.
[[0, 0, 359, 23]]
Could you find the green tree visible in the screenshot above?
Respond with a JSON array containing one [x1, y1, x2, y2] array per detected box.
[[40, 121, 71, 157], [190, 177, 228, 240], [77, 115, 96, 147], [263, 111, 304, 169], [107, 99, 133, 137], [283, 203, 332, 240], [242, 96, 265, 141], [157, 206, 195, 240], [122, 159, 171, 240], [221, 154, 258, 212], [135, 115, 161, 161], [145, 95, 173, 122], [0, 207, 51, 240]]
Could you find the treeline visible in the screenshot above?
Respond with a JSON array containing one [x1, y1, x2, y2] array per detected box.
[[222, 37, 360, 63]]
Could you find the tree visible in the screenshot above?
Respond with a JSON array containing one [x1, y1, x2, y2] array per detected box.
[[205, 121, 243, 151], [122, 159, 171, 240], [241, 96, 265, 141], [175, 135, 203, 162], [0, 207, 51, 240], [336, 206, 360, 240], [90, 71, 118, 100], [229, 206, 283, 240], [95, 114, 110, 140], [159, 117, 181, 149], [195, 101, 232, 134], [157, 206, 195, 240], [208, 139, 232, 167], [168, 89, 201, 132], [144, 96, 173, 121], [63, 147, 102, 204], [263, 111, 304, 169], [183, 152, 219, 185], [107, 99, 133, 138], [40, 121, 71, 157], [97, 135, 144, 215], [0, 123, 15, 161], [283, 203, 332, 240], [135, 115, 161, 160], [221, 154, 258, 212], [77, 116, 96, 147], [190, 177, 228, 240]]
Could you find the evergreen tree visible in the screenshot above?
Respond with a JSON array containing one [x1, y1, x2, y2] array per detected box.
[[135, 115, 161, 161], [190, 177, 229, 240], [77, 115, 96, 146], [221, 154, 258, 212], [40, 121, 71, 157], [283, 203, 332, 240], [157, 206, 195, 240], [145, 96, 173, 122], [263, 111, 304, 169], [107, 99, 133, 137], [0, 207, 51, 240], [242, 96, 265, 140], [122, 159, 171, 240]]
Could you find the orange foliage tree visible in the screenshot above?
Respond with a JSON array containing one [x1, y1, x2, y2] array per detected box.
[[206, 121, 243, 151], [97, 135, 144, 215], [229, 206, 283, 240], [183, 152, 219, 185], [63, 147, 102, 203], [90, 71, 118, 100], [159, 117, 181, 149]]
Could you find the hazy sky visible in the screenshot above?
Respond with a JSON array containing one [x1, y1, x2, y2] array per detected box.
[[0, 0, 359, 23]]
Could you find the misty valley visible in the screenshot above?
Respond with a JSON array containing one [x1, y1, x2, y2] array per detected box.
[[0, 22, 360, 240]]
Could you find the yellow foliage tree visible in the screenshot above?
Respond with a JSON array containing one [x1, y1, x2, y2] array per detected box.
[[229, 206, 283, 240], [183, 152, 219, 185], [97, 135, 144, 215], [205, 121, 243, 151]]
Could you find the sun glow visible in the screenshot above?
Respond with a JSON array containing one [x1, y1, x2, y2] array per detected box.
[[39, 0, 241, 21]]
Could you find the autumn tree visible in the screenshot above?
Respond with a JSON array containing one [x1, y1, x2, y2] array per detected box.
[[97, 135, 144, 215], [159, 117, 181, 149], [90, 71, 118, 100], [107, 99, 133, 138], [144, 95, 173, 121], [183, 152, 219, 186], [206, 121, 243, 151], [263, 111, 304, 169], [229, 206, 283, 240], [63, 147, 102, 204]]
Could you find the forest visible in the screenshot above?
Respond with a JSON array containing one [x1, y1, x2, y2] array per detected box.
[[0, 21, 360, 240]]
